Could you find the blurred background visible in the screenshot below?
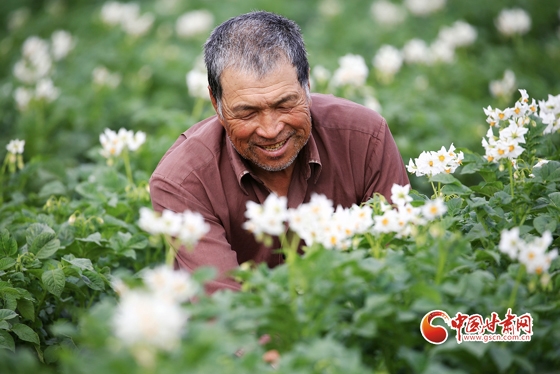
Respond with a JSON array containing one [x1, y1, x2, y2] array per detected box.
[[1, 0, 559, 193]]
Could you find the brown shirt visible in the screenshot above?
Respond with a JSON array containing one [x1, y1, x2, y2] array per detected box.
[[149, 93, 409, 293]]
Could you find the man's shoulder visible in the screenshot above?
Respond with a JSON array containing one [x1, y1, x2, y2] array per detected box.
[[151, 115, 224, 184], [310, 93, 386, 137]]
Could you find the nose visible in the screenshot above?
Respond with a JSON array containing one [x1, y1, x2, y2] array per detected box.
[[255, 110, 284, 139]]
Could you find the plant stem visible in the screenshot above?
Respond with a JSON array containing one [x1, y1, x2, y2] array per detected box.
[[435, 240, 447, 285], [281, 231, 301, 315], [365, 233, 380, 258], [507, 265, 524, 310], [121, 148, 134, 186], [430, 180, 438, 198], [508, 160, 514, 198], [165, 235, 178, 267]]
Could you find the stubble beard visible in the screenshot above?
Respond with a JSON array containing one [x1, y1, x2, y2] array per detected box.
[[228, 130, 311, 172]]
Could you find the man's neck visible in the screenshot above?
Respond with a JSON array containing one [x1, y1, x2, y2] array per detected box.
[[252, 163, 296, 197]]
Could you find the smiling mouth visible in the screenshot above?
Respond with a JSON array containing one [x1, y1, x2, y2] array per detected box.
[[259, 138, 288, 152]]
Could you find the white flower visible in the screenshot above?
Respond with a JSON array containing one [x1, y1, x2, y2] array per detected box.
[[176, 10, 214, 38], [533, 159, 550, 169], [127, 131, 146, 151], [318, 0, 343, 17], [141, 265, 198, 303], [159, 210, 184, 237], [370, 0, 406, 26], [391, 184, 412, 207], [402, 39, 431, 65], [13, 87, 33, 111], [35, 78, 60, 102], [51, 30, 75, 61], [287, 193, 334, 247], [122, 12, 154, 37], [100, 2, 153, 37], [538, 93, 560, 134], [489, 70, 516, 99], [499, 227, 523, 259], [6, 139, 25, 154], [112, 290, 188, 351], [99, 128, 126, 157], [177, 210, 210, 247], [519, 244, 547, 275], [186, 69, 209, 100], [373, 209, 401, 234], [93, 66, 121, 88], [404, 0, 446, 16], [408, 150, 443, 177], [495, 8, 531, 37], [138, 207, 161, 235], [373, 45, 403, 80], [312, 65, 331, 84], [101, 2, 131, 26], [331, 54, 369, 87], [421, 198, 447, 220], [363, 95, 382, 113], [13, 36, 52, 84], [429, 39, 455, 64], [437, 21, 477, 48], [22, 36, 50, 61], [244, 193, 288, 237]]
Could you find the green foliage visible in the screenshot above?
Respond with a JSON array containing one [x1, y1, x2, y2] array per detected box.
[[0, 0, 560, 373]]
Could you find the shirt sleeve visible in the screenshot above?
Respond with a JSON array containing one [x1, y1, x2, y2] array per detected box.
[[149, 174, 242, 294], [363, 118, 410, 203]]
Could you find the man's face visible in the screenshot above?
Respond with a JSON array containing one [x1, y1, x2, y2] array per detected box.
[[212, 63, 312, 172]]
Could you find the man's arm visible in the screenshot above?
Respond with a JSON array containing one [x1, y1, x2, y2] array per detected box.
[[150, 175, 242, 293]]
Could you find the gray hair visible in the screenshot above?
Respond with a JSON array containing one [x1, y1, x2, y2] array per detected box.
[[204, 11, 310, 116]]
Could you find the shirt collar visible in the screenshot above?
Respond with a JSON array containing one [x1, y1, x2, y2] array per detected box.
[[225, 127, 322, 195]]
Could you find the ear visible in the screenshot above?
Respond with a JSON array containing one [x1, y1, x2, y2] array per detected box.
[[208, 86, 218, 112], [208, 86, 225, 125]]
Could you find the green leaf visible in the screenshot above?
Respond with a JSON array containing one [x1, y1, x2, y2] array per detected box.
[[44, 344, 61, 364], [465, 223, 487, 241], [121, 249, 136, 259], [26, 224, 55, 248], [0, 309, 18, 321], [548, 192, 560, 211], [489, 345, 514, 373], [441, 183, 472, 196], [533, 215, 557, 235], [0, 258, 16, 271], [42, 269, 65, 297], [0, 229, 18, 257], [2, 293, 17, 310], [16, 299, 35, 322], [76, 232, 106, 246], [38, 180, 67, 198], [467, 197, 488, 209], [475, 249, 501, 265], [31, 232, 61, 259], [460, 162, 481, 175], [62, 257, 94, 271], [0, 330, 15, 352], [11, 323, 40, 345], [430, 173, 460, 184], [81, 270, 105, 291], [533, 161, 560, 182]]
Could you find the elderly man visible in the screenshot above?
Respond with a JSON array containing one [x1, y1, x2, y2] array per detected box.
[[150, 11, 409, 293]]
